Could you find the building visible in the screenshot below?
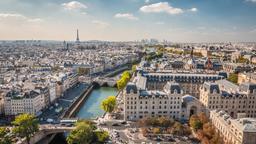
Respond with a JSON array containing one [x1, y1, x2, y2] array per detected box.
[[210, 110, 256, 144], [3, 90, 45, 116], [238, 73, 256, 84], [139, 71, 224, 98], [223, 63, 252, 74], [200, 80, 256, 118], [124, 81, 184, 121], [123, 72, 217, 121]]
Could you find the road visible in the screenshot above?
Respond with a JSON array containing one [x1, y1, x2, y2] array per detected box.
[[38, 82, 89, 123]]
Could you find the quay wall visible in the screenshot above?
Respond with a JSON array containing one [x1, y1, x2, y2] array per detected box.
[[63, 84, 95, 118]]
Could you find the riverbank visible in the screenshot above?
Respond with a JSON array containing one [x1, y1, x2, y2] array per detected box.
[[76, 87, 118, 119], [63, 84, 95, 118]]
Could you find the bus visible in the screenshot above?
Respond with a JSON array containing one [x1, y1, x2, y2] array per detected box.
[[60, 119, 78, 126]]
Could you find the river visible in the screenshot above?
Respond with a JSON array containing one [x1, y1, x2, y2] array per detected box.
[[76, 87, 118, 119], [50, 86, 118, 144]]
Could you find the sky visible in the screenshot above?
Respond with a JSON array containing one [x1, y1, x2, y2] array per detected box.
[[0, 0, 256, 42]]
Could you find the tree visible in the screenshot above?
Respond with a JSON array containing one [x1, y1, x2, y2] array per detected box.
[[0, 127, 12, 144], [101, 96, 116, 113], [12, 113, 39, 144], [116, 71, 131, 91], [236, 56, 249, 63], [172, 122, 191, 136], [201, 137, 210, 144], [189, 115, 203, 131], [202, 122, 215, 139], [196, 129, 205, 140], [94, 131, 109, 143], [67, 121, 95, 144], [172, 122, 183, 135], [157, 116, 174, 128], [198, 113, 209, 124], [210, 132, 224, 144], [227, 73, 238, 84], [153, 128, 161, 134], [141, 128, 148, 136], [117, 79, 126, 91], [132, 65, 137, 73]]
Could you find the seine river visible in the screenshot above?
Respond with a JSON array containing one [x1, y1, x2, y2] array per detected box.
[[76, 87, 118, 119], [50, 86, 118, 143]]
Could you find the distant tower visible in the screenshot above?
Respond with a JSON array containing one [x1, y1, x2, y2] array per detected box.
[[76, 29, 80, 43], [190, 47, 194, 59]]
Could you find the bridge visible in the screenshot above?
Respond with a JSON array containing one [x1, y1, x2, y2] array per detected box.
[[92, 77, 117, 87], [19, 124, 75, 144], [20, 118, 100, 144]]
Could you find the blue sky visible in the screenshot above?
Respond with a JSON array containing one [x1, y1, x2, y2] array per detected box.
[[0, 0, 256, 42]]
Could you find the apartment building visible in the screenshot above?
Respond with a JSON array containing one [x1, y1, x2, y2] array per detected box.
[[210, 110, 256, 144], [200, 80, 256, 118]]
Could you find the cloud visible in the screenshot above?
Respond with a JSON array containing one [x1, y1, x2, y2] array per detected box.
[[197, 26, 206, 30], [0, 13, 43, 23], [114, 13, 139, 20], [145, 0, 150, 3], [246, 0, 256, 2], [250, 29, 256, 33], [92, 20, 109, 28], [156, 22, 165, 25], [189, 8, 198, 12], [62, 1, 87, 10], [140, 2, 184, 15]]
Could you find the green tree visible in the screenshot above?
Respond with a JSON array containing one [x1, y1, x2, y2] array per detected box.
[[94, 131, 109, 143], [101, 96, 116, 113], [132, 65, 137, 73], [236, 56, 249, 63], [157, 117, 174, 128], [116, 71, 131, 91], [0, 127, 12, 144], [189, 115, 203, 131], [227, 73, 238, 84], [172, 122, 191, 136], [117, 79, 126, 91], [12, 113, 39, 144], [67, 121, 95, 144]]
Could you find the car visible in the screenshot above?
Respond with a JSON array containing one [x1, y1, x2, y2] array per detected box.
[[155, 136, 162, 142], [167, 137, 175, 142], [112, 123, 120, 126], [121, 121, 127, 125], [125, 123, 130, 127]]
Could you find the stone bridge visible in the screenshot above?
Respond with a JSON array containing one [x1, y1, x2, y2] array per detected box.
[[20, 125, 75, 144], [92, 77, 117, 87]]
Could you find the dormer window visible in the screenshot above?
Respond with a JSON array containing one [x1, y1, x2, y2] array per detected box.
[[174, 89, 177, 94]]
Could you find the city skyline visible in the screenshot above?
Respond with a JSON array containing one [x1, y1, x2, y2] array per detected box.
[[0, 0, 256, 42]]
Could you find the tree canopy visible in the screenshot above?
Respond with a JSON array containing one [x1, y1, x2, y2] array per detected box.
[[116, 71, 131, 91], [101, 96, 116, 113], [67, 120, 109, 144], [227, 73, 238, 84], [0, 127, 12, 144], [67, 121, 95, 144], [12, 113, 39, 144], [189, 113, 223, 144]]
